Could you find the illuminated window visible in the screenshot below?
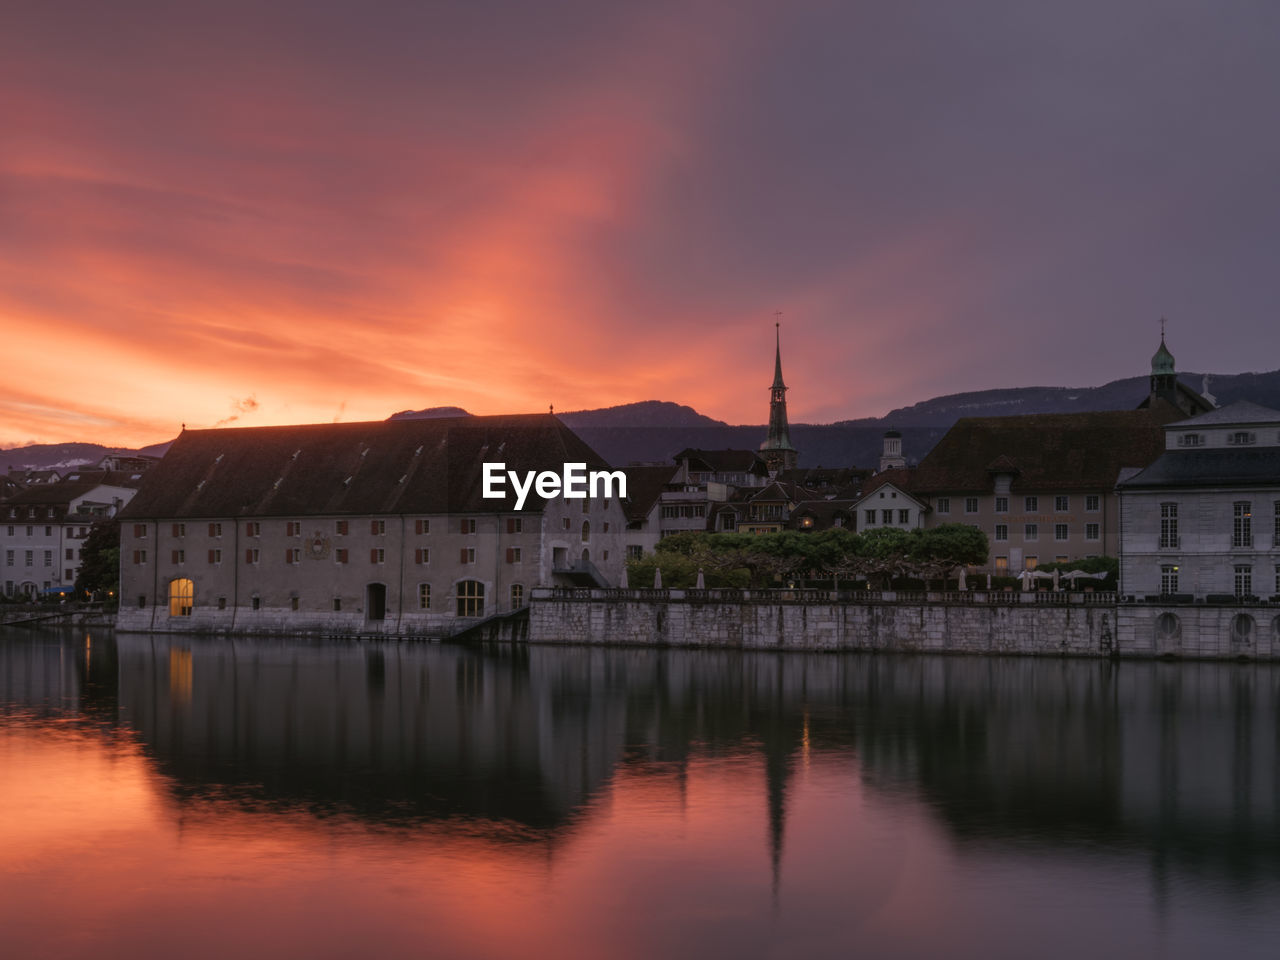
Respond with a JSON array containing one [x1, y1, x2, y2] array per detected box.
[[1234, 502, 1252, 548], [994, 556, 1008, 571], [1025, 556, 1038, 570], [511, 584, 524, 609], [1160, 565, 1179, 594], [456, 580, 484, 617], [168, 577, 194, 617]]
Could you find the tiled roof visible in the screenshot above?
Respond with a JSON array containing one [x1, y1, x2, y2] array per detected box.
[[1118, 448, 1280, 489], [750, 480, 820, 503], [672, 448, 768, 474], [3, 479, 131, 508], [1167, 399, 1280, 428], [620, 465, 677, 522], [911, 410, 1174, 493], [789, 499, 857, 529], [859, 468, 915, 497], [119, 415, 611, 519]]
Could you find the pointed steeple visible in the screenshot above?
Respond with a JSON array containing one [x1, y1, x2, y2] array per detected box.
[[760, 319, 798, 475]]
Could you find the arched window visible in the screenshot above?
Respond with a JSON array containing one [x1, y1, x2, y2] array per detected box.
[[168, 577, 194, 617], [456, 580, 485, 617], [510, 583, 524, 609], [581, 520, 590, 542]]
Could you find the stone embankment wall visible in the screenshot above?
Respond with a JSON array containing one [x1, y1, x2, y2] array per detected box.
[[530, 588, 1280, 660]]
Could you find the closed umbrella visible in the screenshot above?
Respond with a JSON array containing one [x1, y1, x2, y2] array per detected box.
[[620, 566, 628, 589], [957, 567, 967, 591], [1052, 569, 1060, 591], [654, 566, 662, 589], [695, 568, 705, 589]]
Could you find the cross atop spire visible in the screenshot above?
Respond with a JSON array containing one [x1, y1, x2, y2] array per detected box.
[[1160, 316, 1166, 342]]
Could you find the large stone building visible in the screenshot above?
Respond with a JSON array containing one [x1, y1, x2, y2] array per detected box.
[[2, 471, 141, 598], [1117, 400, 1280, 600], [910, 337, 1212, 573], [116, 414, 627, 635]]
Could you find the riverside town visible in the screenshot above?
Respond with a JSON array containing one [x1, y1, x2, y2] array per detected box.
[[482, 461, 628, 510]]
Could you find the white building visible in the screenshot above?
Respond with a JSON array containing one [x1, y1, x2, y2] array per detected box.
[[1117, 401, 1280, 601]]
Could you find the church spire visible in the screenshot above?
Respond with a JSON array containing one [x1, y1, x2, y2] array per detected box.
[[760, 317, 798, 475]]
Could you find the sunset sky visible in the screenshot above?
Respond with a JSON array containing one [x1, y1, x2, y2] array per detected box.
[[4, 0, 1279, 448]]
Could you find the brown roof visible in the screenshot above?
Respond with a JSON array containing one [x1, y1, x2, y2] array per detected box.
[[119, 414, 611, 520], [620, 465, 677, 522], [859, 468, 915, 497], [672, 448, 768, 474], [911, 409, 1176, 494]]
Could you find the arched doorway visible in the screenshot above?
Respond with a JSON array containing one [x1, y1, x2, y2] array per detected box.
[[366, 582, 387, 621]]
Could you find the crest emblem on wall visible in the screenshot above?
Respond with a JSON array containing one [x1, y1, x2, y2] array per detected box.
[[308, 533, 331, 559]]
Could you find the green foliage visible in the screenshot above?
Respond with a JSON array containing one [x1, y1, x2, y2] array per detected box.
[[1034, 555, 1118, 587], [630, 524, 991, 590], [74, 519, 120, 602]]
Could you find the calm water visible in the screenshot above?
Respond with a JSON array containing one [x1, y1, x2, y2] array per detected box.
[[2, 629, 1279, 959]]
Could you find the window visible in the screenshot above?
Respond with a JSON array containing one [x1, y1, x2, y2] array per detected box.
[[246, 521, 261, 537], [1025, 556, 1038, 570], [370, 548, 385, 564], [168, 577, 194, 617], [627, 545, 644, 560], [506, 547, 522, 563], [286, 521, 301, 537], [1176, 433, 1203, 447], [336, 548, 349, 564], [456, 580, 485, 617], [865, 510, 876, 525], [418, 583, 431, 609], [1024, 496, 1038, 512], [1024, 524, 1038, 541], [44, 525, 52, 537], [995, 497, 1009, 513], [1234, 565, 1253, 599], [218, 596, 227, 610], [208, 522, 223, 537], [721, 514, 736, 531], [132, 550, 147, 565], [1161, 565, 1179, 595], [289, 596, 300, 611], [994, 556, 1008, 571], [1054, 496, 1068, 512], [1233, 501, 1252, 548], [3, 551, 11, 566], [414, 548, 430, 564], [898, 509, 910, 524], [414, 518, 430, 535], [1275, 501, 1280, 546], [1159, 503, 1178, 549], [963, 497, 978, 514], [562, 517, 571, 530], [171, 549, 185, 564], [1228, 431, 1256, 446], [208, 549, 222, 564], [133, 524, 147, 538], [582, 498, 590, 515], [881, 509, 892, 524], [65, 548, 74, 561], [994, 524, 1008, 542], [1085, 523, 1100, 541], [333, 597, 342, 612], [25, 526, 32, 537], [1054, 524, 1068, 541], [460, 518, 476, 534], [582, 520, 590, 542], [371, 519, 386, 536], [511, 584, 525, 609], [1086, 495, 1099, 512], [286, 547, 301, 564], [251, 595, 261, 611], [172, 523, 186, 537], [245, 548, 260, 564], [336, 519, 349, 535], [936, 497, 950, 514], [43, 550, 52, 567], [460, 547, 476, 564], [25, 550, 34, 566]]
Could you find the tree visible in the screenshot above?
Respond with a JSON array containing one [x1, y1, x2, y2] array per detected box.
[[907, 524, 990, 587], [74, 519, 120, 602]]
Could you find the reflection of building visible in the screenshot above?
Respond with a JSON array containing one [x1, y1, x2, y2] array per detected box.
[[116, 415, 626, 635], [1, 471, 141, 598], [1118, 400, 1280, 600]]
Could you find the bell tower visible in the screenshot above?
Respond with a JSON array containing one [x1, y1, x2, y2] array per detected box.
[[759, 319, 799, 475]]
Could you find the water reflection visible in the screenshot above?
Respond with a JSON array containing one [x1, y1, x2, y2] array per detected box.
[[2, 628, 1279, 959]]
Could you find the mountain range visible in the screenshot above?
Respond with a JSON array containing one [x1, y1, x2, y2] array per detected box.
[[6, 370, 1280, 474]]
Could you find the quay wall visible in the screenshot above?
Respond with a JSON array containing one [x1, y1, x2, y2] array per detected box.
[[529, 589, 1280, 660]]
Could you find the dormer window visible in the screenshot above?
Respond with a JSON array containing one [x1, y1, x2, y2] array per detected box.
[[1228, 431, 1256, 446]]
